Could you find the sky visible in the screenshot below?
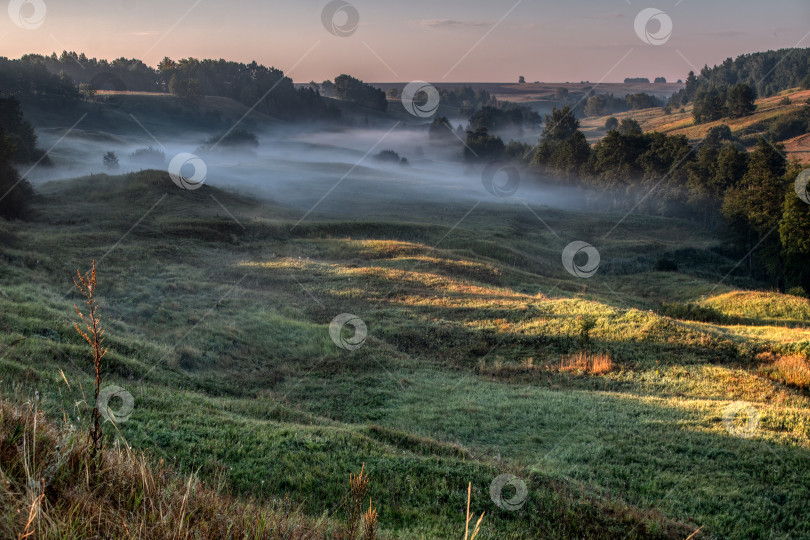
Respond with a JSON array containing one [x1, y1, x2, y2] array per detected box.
[[2, 0, 809, 83]]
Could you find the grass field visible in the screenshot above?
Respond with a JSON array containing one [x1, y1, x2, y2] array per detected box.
[[1, 170, 809, 538]]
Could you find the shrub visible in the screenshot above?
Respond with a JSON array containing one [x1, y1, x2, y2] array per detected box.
[[373, 149, 408, 165], [653, 258, 679, 272], [129, 146, 166, 167], [103, 151, 119, 170], [661, 302, 729, 323], [767, 115, 808, 142], [787, 286, 808, 299], [577, 315, 597, 345]]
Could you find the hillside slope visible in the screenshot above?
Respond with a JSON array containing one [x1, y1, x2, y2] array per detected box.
[[0, 171, 808, 538], [581, 88, 810, 163]]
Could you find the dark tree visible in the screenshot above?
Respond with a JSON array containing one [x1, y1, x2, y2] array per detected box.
[[618, 118, 643, 136], [103, 151, 119, 170], [625, 93, 659, 110], [334, 74, 387, 112], [428, 116, 455, 141], [704, 125, 734, 148], [722, 139, 787, 279], [0, 96, 44, 163], [693, 87, 727, 123], [0, 127, 34, 220], [585, 95, 606, 117], [780, 171, 810, 293], [541, 107, 580, 142], [726, 84, 757, 119], [464, 127, 505, 161], [169, 74, 203, 104]]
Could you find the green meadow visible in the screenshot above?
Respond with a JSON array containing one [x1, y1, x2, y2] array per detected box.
[[1, 170, 808, 538]]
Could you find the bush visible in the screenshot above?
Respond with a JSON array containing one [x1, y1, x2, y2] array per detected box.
[[653, 258, 679, 272], [373, 149, 408, 165], [130, 146, 166, 167], [661, 302, 729, 323], [767, 114, 808, 142], [787, 286, 808, 299], [103, 151, 119, 170]]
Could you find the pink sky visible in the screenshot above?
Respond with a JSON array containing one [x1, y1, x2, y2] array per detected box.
[[3, 0, 809, 82]]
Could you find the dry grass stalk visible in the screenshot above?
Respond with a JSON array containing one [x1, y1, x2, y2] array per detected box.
[[73, 260, 109, 458], [346, 463, 371, 540], [463, 482, 484, 540], [362, 499, 378, 540], [559, 352, 614, 375]]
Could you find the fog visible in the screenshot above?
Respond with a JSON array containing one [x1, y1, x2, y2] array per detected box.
[[29, 122, 590, 221]]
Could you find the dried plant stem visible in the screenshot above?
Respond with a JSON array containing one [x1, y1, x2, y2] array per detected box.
[[73, 260, 108, 459], [464, 482, 484, 540]]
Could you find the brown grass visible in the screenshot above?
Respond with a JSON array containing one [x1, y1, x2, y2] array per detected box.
[[757, 352, 810, 389], [558, 352, 614, 375], [0, 397, 336, 539], [477, 352, 615, 380]]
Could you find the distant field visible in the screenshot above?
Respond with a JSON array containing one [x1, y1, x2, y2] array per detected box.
[[1, 169, 808, 538], [366, 81, 684, 102]]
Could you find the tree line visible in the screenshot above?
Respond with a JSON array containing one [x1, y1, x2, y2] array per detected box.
[[671, 48, 810, 102], [0, 52, 340, 121], [461, 104, 810, 294]]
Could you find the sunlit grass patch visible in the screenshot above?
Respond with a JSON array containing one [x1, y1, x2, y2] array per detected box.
[[701, 291, 810, 325]]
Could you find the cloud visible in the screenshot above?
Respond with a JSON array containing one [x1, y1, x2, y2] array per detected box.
[[417, 19, 491, 29]]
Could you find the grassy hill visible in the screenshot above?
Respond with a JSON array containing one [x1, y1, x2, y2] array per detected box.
[[580, 88, 810, 163], [0, 171, 809, 538]]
